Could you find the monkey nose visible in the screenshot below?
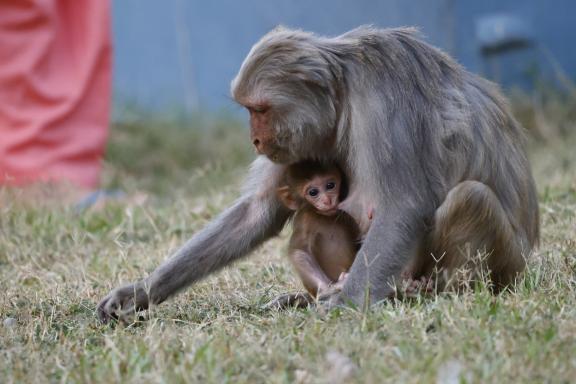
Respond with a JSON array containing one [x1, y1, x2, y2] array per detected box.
[[252, 139, 262, 152]]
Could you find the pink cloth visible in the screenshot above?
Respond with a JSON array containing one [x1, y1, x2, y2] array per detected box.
[[0, 0, 111, 188]]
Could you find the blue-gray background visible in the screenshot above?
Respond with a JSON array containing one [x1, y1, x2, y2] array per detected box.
[[112, 0, 576, 113]]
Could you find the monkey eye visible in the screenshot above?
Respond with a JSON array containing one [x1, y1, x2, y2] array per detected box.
[[326, 182, 336, 190], [247, 105, 268, 114], [308, 188, 319, 197]]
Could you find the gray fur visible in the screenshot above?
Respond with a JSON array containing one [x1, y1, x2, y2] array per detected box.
[[98, 26, 539, 321]]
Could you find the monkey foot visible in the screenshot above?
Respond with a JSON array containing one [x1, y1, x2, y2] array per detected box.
[[399, 276, 435, 298], [264, 292, 314, 310]]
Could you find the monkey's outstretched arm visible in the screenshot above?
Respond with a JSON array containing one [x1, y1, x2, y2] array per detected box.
[[97, 158, 289, 323], [148, 196, 289, 301]]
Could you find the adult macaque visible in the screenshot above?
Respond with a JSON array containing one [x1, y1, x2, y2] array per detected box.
[[276, 160, 360, 298], [98, 26, 539, 322]]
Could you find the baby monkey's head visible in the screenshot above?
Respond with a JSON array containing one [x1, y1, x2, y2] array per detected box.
[[277, 160, 343, 216]]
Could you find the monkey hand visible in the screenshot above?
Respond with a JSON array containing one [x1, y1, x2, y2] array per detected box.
[[316, 278, 347, 310], [316, 289, 344, 311], [97, 281, 150, 324], [336, 272, 349, 284]]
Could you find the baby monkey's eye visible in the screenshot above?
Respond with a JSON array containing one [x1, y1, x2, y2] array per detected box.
[[326, 182, 336, 190], [308, 188, 319, 197]]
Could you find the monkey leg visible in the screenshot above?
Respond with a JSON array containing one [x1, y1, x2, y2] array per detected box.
[[289, 249, 335, 297], [411, 181, 526, 292], [264, 272, 349, 310]]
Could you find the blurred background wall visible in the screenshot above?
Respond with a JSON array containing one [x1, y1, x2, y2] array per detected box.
[[112, 0, 576, 114]]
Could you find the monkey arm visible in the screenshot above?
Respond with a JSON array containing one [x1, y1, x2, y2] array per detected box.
[[147, 196, 289, 302], [97, 157, 290, 323], [339, 205, 427, 306], [289, 249, 333, 297]]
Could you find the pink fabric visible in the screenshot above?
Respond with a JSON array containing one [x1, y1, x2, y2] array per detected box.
[[0, 0, 111, 188]]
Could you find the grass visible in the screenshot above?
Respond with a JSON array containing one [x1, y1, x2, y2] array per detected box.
[[1, 107, 576, 383]]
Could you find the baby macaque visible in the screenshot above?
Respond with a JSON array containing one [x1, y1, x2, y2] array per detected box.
[[276, 160, 361, 298], [271, 160, 430, 309]]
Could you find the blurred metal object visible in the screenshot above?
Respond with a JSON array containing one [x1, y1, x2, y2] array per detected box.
[[476, 14, 533, 54], [476, 14, 535, 86]]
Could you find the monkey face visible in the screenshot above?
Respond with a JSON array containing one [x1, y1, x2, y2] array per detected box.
[[243, 104, 290, 163], [242, 94, 340, 164], [246, 104, 276, 156], [231, 31, 339, 164], [302, 174, 341, 216]]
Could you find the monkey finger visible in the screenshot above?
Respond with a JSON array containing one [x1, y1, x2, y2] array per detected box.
[[425, 278, 434, 292], [316, 290, 345, 313], [337, 272, 349, 282], [317, 283, 344, 301], [116, 300, 145, 325], [96, 297, 117, 324], [97, 282, 151, 324]]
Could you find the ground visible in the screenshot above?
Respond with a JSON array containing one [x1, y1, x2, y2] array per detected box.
[[1, 108, 575, 383]]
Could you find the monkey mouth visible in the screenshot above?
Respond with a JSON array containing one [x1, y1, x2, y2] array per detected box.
[[318, 207, 339, 216], [256, 147, 278, 162], [266, 149, 291, 164]]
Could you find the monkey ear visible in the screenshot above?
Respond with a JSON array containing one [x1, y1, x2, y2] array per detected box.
[[277, 186, 300, 211]]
